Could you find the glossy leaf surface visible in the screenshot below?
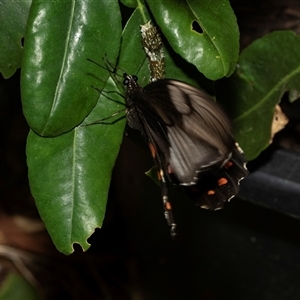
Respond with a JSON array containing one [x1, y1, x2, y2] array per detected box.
[[21, 0, 121, 136], [25, 1, 123, 253], [27, 76, 125, 254], [0, 0, 31, 78], [146, 0, 239, 80]]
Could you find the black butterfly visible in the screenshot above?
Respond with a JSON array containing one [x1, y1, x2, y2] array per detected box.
[[123, 74, 248, 237]]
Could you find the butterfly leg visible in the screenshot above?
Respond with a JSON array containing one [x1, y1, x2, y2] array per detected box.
[[163, 195, 176, 238], [147, 142, 177, 237], [159, 169, 177, 237]]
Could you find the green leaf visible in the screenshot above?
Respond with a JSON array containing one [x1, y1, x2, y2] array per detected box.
[[120, 0, 138, 8], [118, 8, 149, 76], [0, 0, 31, 78], [27, 76, 125, 254], [146, 0, 239, 80], [0, 272, 40, 300], [145, 166, 160, 186], [164, 41, 215, 94], [24, 1, 124, 253], [21, 0, 122, 136], [216, 31, 300, 160]]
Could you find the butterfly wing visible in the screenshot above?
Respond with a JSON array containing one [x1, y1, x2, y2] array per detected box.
[[126, 78, 248, 210], [185, 143, 248, 209], [140, 79, 236, 185]]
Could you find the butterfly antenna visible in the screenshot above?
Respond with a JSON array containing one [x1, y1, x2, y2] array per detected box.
[[87, 58, 128, 104], [87, 58, 124, 82], [82, 108, 126, 126], [90, 85, 125, 106]]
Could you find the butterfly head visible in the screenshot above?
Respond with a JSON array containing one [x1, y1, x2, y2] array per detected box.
[[123, 74, 141, 99], [123, 73, 138, 86]]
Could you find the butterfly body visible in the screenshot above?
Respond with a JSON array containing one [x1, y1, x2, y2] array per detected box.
[[123, 74, 248, 234]]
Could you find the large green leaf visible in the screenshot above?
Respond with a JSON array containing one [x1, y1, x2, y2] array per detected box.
[[0, 0, 31, 78], [25, 1, 123, 254], [21, 0, 121, 136], [146, 0, 239, 80], [27, 76, 125, 254], [216, 31, 300, 160]]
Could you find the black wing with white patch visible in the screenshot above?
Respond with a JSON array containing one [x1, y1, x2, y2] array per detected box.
[[138, 79, 236, 185], [123, 75, 248, 236]]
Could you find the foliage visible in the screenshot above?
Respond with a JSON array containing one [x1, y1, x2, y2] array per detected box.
[[1, 0, 299, 254]]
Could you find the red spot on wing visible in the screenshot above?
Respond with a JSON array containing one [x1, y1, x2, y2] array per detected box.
[[218, 178, 228, 186], [148, 143, 156, 158], [165, 201, 172, 210], [225, 161, 233, 168]]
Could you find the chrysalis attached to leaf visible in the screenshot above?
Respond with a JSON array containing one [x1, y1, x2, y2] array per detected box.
[[140, 21, 165, 81]]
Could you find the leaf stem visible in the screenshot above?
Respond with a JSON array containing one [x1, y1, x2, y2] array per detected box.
[[137, 0, 148, 24]]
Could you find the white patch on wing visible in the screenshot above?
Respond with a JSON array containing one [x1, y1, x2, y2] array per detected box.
[[167, 84, 191, 114], [167, 127, 225, 184]]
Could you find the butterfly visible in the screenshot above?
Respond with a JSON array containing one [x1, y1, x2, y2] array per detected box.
[[123, 74, 248, 237]]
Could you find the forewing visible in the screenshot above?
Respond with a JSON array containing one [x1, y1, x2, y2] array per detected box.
[[142, 80, 234, 185]]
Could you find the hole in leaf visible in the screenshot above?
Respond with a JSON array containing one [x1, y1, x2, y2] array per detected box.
[[21, 37, 24, 48], [192, 21, 203, 34]]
